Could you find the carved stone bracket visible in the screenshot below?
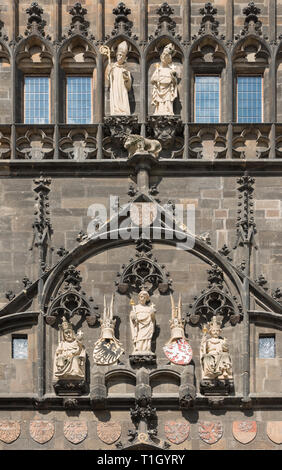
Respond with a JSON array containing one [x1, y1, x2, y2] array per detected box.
[[46, 265, 98, 326], [53, 379, 87, 396], [116, 238, 172, 295], [200, 378, 234, 396], [129, 354, 156, 365], [103, 116, 139, 159], [187, 264, 242, 327], [147, 116, 183, 158]]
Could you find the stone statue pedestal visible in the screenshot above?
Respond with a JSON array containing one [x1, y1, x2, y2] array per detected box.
[[200, 378, 234, 396], [129, 353, 156, 365], [53, 379, 87, 396]]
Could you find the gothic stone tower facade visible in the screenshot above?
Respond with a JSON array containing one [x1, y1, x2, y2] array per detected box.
[[0, 0, 281, 451]]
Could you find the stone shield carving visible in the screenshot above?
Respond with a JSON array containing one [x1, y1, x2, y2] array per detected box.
[[29, 420, 55, 444], [232, 421, 257, 444], [97, 422, 121, 444], [199, 421, 223, 444], [266, 421, 282, 444], [64, 421, 88, 444], [165, 421, 190, 444], [163, 339, 193, 365], [0, 420, 21, 443]]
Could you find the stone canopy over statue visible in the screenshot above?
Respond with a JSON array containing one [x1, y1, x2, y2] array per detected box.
[[130, 290, 156, 362], [104, 41, 132, 115], [151, 43, 178, 116], [53, 317, 86, 394]]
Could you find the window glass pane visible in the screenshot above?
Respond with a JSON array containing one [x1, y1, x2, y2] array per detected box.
[[195, 76, 220, 123], [24, 77, 49, 124], [237, 76, 262, 123], [259, 336, 275, 358], [67, 77, 92, 124], [12, 336, 28, 359]]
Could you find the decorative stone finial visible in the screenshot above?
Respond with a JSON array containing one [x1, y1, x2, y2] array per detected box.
[[25, 2, 48, 37], [68, 2, 90, 36], [112, 2, 133, 36], [240, 2, 262, 36], [198, 2, 219, 36], [154, 2, 177, 37]]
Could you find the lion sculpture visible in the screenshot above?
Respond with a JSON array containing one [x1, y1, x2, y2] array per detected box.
[[124, 134, 162, 159]]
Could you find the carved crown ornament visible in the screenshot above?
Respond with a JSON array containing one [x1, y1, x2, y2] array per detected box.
[[187, 264, 243, 327], [45, 265, 99, 327], [115, 238, 172, 296]]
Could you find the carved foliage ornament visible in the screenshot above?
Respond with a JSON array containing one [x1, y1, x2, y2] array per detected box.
[[116, 238, 172, 295], [239, 2, 263, 37], [25, 2, 49, 39], [111, 2, 133, 37], [196, 2, 219, 38], [68, 2, 90, 37], [153, 2, 178, 38]]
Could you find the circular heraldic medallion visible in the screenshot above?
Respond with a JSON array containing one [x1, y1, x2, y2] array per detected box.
[[163, 338, 193, 365]]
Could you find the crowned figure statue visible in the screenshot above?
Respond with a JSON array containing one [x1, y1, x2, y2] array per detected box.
[[151, 43, 178, 116], [200, 316, 233, 381], [53, 317, 86, 381]]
